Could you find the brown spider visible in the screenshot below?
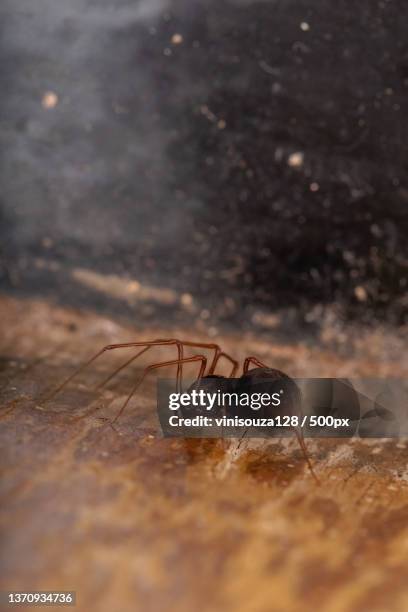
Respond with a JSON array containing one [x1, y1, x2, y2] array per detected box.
[[47, 338, 317, 481]]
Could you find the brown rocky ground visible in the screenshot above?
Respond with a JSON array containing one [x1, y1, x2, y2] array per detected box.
[[0, 294, 407, 612]]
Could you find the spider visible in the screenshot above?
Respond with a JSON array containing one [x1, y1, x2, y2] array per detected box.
[[47, 338, 317, 481]]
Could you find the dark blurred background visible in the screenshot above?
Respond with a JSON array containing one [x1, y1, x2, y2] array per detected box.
[[1, 0, 407, 331]]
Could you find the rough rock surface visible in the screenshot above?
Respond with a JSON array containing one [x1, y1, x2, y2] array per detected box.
[[1, 295, 408, 612]]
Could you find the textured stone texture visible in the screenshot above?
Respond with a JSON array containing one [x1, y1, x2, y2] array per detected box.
[[1, 295, 407, 612]]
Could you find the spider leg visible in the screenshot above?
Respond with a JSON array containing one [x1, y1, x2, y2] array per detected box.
[[293, 428, 319, 484], [180, 341, 221, 374], [96, 346, 152, 390], [242, 355, 319, 483], [44, 339, 184, 401], [111, 354, 207, 424], [96, 340, 224, 392], [212, 352, 239, 377], [150, 340, 223, 384], [95, 337, 184, 390], [243, 356, 269, 374]]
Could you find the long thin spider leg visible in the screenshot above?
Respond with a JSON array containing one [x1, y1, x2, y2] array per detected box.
[[212, 351, 239, 377], [96, 338, 194, 391], [293, 428, 319, 484], [176, 342, 184, 393], [242, 356, 319, 483], [111, 354, 207, 424], [242, 356, 270, 374], [96, 346, 151, 390], [97, 340, 224, 392], [180, 341, 221, 374], [43, 339, 181, 402], [145, 341, 221, 388], [95, 337, 180, 390]]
